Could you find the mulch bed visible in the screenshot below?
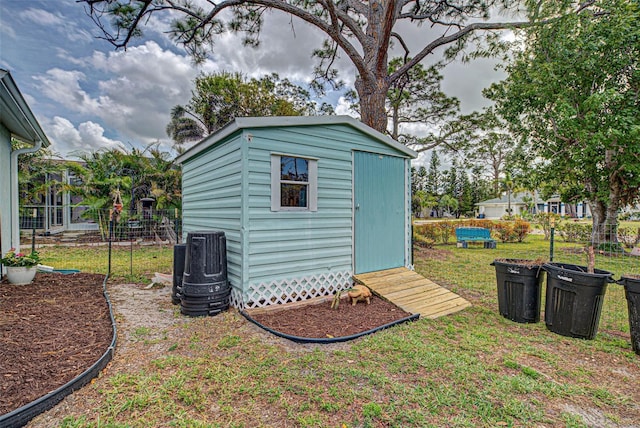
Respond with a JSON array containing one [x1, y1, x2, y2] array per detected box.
[[248, 295, 413, 339], [0, 273, 411, 418], [0, 273, 113, 416]]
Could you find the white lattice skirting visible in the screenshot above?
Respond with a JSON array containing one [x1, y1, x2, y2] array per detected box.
[[230, 270, 354, 310]]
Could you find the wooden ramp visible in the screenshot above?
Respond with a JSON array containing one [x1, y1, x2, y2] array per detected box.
[[353, 267, 471, 319]]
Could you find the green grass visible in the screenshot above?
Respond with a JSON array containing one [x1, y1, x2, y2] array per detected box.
[[37, 243, 173, 282], [415, 234, 635, 334], [34, 233, 640, 427], [65, 311, 637, 427]]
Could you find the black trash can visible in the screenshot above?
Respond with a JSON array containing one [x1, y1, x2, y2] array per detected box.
[[492, 259, 544, 323], [181, 231, 230, 317], [618, 275, 640, 355], [543, 263, 613, 340], [172, 244, 186, 305]]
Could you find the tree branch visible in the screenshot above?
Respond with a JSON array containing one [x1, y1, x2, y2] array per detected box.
[[389, 19, 536, 85]]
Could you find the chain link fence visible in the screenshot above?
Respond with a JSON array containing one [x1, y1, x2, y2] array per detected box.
[[413, 219, 640, 336], [22, 208, 181, 282], [23, 213, 640, 335]]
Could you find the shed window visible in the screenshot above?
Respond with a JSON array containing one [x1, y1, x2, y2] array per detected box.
[[271, 154, 317, 211]]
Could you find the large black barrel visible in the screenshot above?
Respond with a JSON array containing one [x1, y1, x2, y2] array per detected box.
[[618, 276, 640, 355], [492, 259, 544, 323], [181, 231, 230, 317], [171, 244, 186, 305], [543, 263, 612, 340]]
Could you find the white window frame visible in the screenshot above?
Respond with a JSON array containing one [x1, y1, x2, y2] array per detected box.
[[271, 153, 318, 212]]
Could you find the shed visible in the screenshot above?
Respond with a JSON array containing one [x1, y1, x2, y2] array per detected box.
[[176, 116, 417, 309]]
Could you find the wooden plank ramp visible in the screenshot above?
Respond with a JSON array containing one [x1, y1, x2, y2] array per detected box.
[[353, 267, 471, 319]]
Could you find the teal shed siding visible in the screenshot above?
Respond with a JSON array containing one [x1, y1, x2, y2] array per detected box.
[[181, 135, 244, 297], [354, 151, 406, 273], [178, 117, 416, 309]]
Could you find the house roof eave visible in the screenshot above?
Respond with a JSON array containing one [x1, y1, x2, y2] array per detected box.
[[0, 69, 50, 148]]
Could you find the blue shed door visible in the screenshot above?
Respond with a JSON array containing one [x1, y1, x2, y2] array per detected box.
[[354, 151, 405, 274]]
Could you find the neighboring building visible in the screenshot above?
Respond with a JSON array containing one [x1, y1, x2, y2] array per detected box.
[[543, 195, 591, 218], [0, 69, 50, 257], [475, 192, 544, 219], [476, 192, 592, 219], [19, 160, 98, 234], [176, 116, 417, 309]]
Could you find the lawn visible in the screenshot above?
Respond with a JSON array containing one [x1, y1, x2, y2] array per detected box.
[[31, 234, 640, 427]]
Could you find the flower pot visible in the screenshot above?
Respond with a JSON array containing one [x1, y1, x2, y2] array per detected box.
[[5, 266, 37, 285]]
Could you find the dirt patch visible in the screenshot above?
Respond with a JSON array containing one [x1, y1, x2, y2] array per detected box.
[[248, 295, 412, 339], [413, 245, 454, 261], [0, 273, 112, 415]]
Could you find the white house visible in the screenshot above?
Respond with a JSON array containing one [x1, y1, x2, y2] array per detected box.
[[476, 192, 592, 219], [475, 193, 544, 219], [1, 69, 50, 259]]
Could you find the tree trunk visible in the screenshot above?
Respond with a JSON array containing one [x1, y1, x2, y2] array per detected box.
[[590, 151, 623, 244], [603, 182, 622, 243], [356, 76, 389, 134], [590, 200, 607, 244]]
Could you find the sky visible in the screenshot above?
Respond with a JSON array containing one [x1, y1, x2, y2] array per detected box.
[[0, 0, 505, 161]]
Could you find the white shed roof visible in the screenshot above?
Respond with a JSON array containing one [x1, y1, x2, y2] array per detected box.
[[175, 115, 417, 164]]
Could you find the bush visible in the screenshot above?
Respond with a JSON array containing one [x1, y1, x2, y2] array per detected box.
[[617, 227, 640, 249], [513, 219, 531, 242], [460, 219, 496, 230], [436, 221, 457, 244], [493, 223, 516, 243], [597, 241, 626, 254], [413, 224, 438, 242], [557, 222, 592, 243], [412, 229, 435, 248], [413, 221, 456, 244]]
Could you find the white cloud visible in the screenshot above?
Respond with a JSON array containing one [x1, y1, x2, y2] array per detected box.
[[335, 96, 356, 117], [87, 41, 211, 143], [33, 68, 101, 114], [20, 8, 65, 26], [209, 11, 355, 90], [34, 41, 214, 153], [0, 17, 17, 39], [44, 117, 123, 157]]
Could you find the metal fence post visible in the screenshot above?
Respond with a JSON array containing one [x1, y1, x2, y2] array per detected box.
[[108, 209, 114, 277], [549, 217, 555, 262]]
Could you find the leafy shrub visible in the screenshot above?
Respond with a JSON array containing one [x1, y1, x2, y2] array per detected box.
[[558, 222, 592, 243], [533, 212, 561, 240], [617, 227, 640, 249], [597, 241, 626, 254], [413, 224, 438, 242], [512, 219, 531, 242], [412, 229, 435, 248], [460, 219, 496, 230], [436, 221, 457, 244], [493, 223, 516, 243], [413, 221, 458, 244]]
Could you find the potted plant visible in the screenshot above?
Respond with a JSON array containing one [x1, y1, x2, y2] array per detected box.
[[1, 248, 41, 285]]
